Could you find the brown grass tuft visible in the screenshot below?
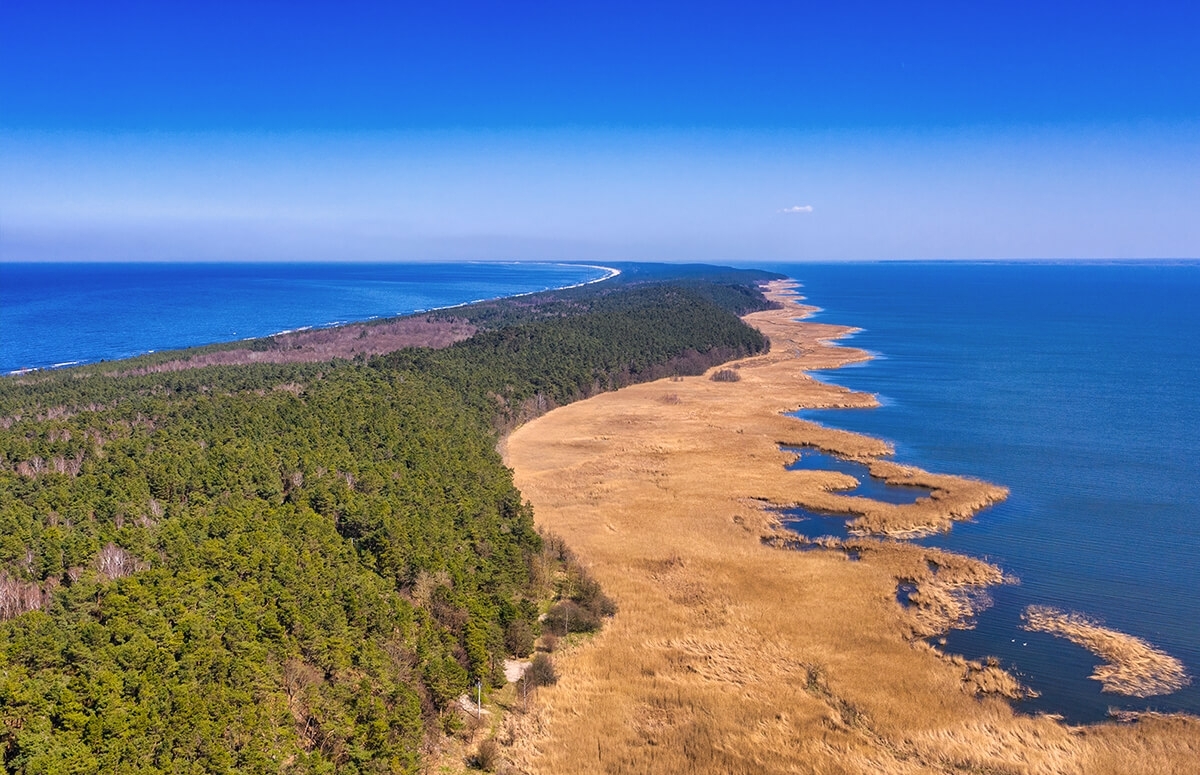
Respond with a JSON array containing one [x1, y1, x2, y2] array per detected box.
[[501, 279, 1200, 774], [1023, 605, 1190, 697]]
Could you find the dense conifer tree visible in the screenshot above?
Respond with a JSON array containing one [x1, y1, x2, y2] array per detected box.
[[0, 274, 775, 771]]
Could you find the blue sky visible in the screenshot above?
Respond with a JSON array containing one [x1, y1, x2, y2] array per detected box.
[[2, 1, 1198, 261]]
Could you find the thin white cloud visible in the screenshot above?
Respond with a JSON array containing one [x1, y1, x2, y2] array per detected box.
[[780, 204, 814, 214]]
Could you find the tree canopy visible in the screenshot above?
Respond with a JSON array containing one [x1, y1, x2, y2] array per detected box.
[[0, 272, 773, 773]]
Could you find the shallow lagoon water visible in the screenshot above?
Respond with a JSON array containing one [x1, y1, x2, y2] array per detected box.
[[777, 506, 855, 542], [767, 262, 1200, 722], [778, 447, 932, 542], [783, 446, 933, 505]]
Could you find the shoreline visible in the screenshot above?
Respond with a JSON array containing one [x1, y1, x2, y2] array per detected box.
[[759, 282, 1192, 704], [2, 261, 621, 376], [502, 279, 1200, 773]]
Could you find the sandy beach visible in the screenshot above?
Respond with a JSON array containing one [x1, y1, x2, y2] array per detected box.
[[501, 281, 1200, 774]]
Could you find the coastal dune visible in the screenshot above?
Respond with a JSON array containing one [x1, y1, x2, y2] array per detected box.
[[501, 281, 1200, 774]]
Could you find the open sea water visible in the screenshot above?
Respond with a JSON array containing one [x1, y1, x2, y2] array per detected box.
[[3, 259, 1197, 722], [0, 262, 613, 374], [764, 261, 1200, 722]]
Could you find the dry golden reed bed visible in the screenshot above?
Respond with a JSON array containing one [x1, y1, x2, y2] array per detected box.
[[501, 281, 1200, 774], [1023, 606, 1191, 698]]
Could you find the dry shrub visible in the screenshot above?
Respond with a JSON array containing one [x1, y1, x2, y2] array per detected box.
[[573, 572, 617, 618], [471, 737, 500, 771], [540, 530, 575, 564], [710, 368, 741, 382], [542, 530, 616, 636], [524, 654, 558, 688], [505, 619, 536, 657], [544, 600, 598, 635]]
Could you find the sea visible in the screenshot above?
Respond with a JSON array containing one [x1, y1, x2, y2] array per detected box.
[[2, 259, 1197, 723], [762, 261, 1200, 722], [0, 262, 614, 374]]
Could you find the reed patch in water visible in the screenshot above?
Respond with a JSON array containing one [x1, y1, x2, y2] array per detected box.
[[1023, 605, 1190, 697], [500, 280, 1200, 774]]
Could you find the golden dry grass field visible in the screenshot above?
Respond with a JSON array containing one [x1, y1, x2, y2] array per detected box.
[[499, 282, 1200, 774]]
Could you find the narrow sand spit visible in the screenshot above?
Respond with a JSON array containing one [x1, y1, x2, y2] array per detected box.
[[501, 281, 1200, 774]]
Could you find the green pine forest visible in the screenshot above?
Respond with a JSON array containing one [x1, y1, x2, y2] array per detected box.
[[0, 267, 779, 773]]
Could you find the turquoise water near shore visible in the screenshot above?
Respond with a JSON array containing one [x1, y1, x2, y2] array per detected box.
[[0, 262, 613, 374], [764, 261, 1200, 722]]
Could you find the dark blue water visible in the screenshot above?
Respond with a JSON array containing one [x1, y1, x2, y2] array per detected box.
[[778, 447, 933, 541], [764, 261, 1200, 722], [778, 507, 856, 541], [783, 446, 933, 505], [0, 262, 613, 373]]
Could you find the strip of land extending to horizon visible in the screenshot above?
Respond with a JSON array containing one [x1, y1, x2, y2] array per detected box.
[[501, 280, 1200, 775]]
